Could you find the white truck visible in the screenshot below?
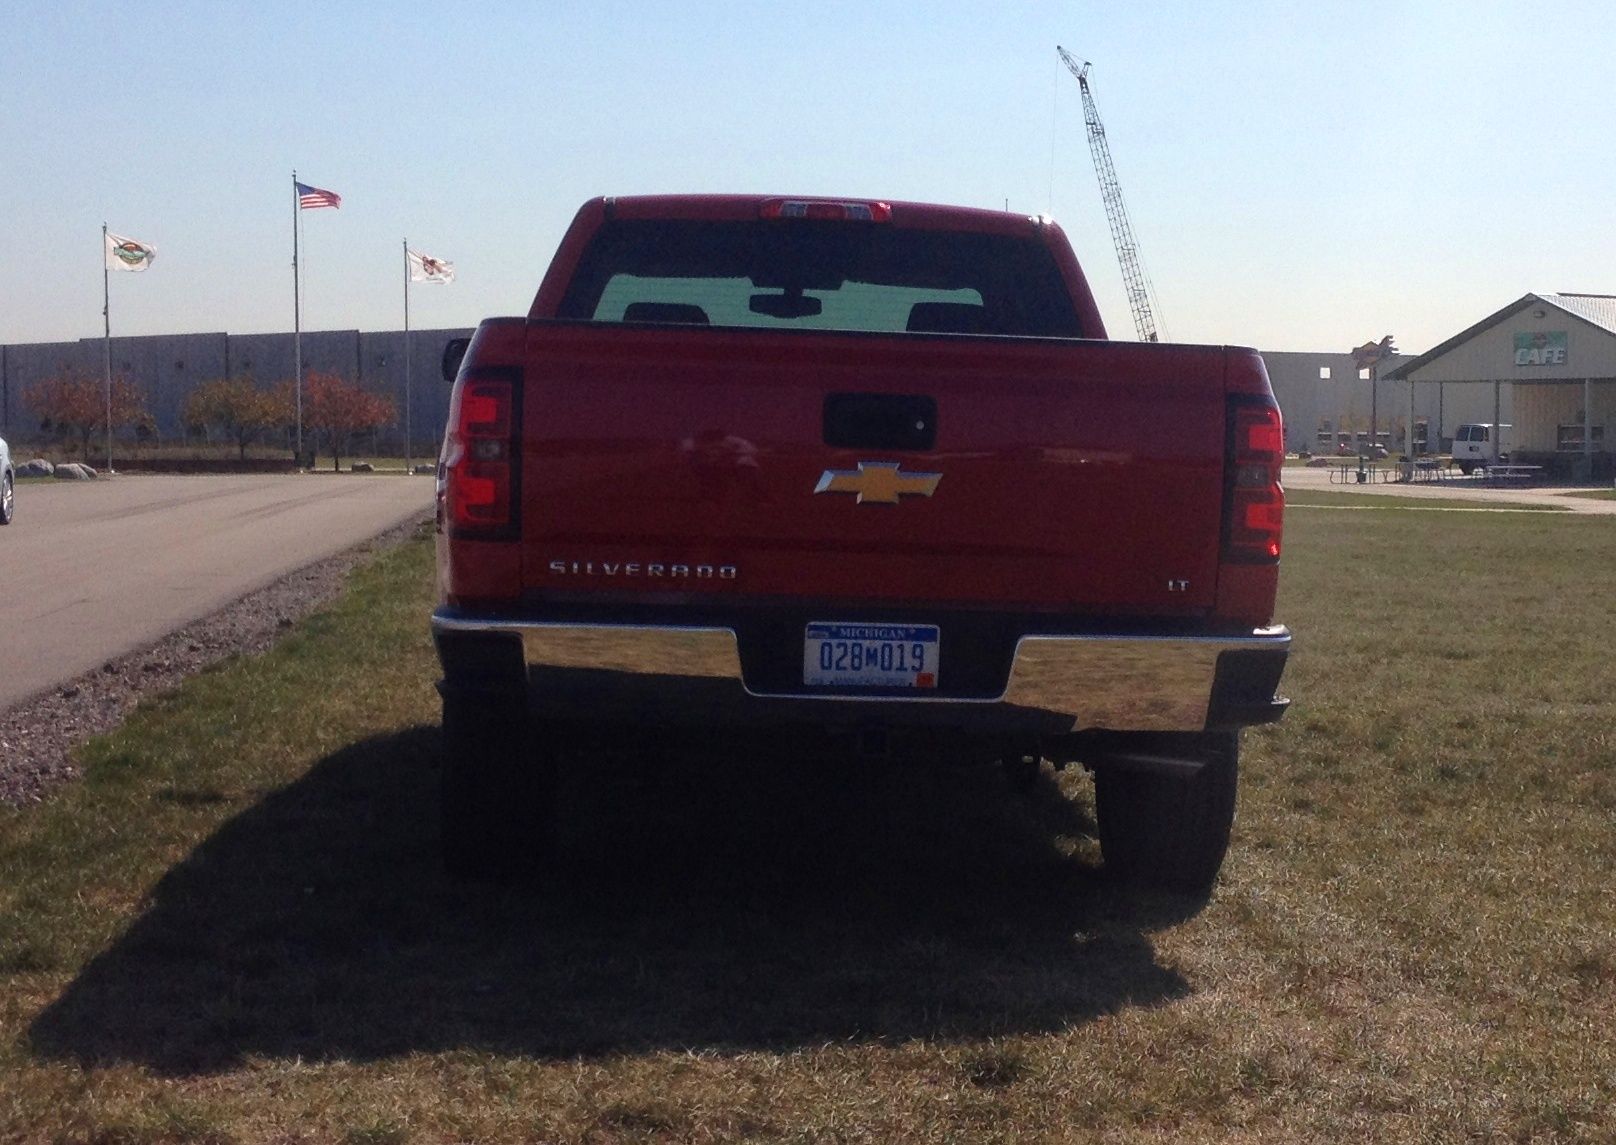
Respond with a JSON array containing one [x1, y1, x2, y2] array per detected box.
[[1451, 423, 1510, 475]]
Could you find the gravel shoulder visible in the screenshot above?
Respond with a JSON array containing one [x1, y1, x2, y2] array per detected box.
[[0, 515, 431, 808]]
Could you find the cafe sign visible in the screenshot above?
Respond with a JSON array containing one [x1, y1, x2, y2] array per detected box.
[[1514, 331, 1568, 367]]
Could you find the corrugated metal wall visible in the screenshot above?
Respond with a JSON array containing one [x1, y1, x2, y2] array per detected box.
[[0, 327, 471, 456]]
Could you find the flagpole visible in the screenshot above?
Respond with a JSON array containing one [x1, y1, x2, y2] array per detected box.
[[404, 239, 416, 476], [102, 223, 113, 473], [292, 170, 303, 462]]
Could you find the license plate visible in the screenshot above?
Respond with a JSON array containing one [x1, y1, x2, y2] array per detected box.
[[803, 622, 939, 688]]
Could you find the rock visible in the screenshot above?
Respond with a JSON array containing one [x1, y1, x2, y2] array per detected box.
[[351, 462, 374, 473], [17, 458, 54, 478], [53, 463, 99, 480], [1306, 456, 1332, 467]]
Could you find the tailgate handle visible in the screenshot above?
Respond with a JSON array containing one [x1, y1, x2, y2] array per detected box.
[[823, 393, 937, 451]]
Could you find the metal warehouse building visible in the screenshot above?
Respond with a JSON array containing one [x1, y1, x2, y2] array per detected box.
[[2, 298, 1612, 478], [1262, 349, 1492, 458], [1385, 293, 1615, 479], [1241, 293, 1614, 478], [0, 327, 473, 459]]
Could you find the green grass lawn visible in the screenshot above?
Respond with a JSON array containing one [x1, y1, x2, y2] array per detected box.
[[2, 512, 1614, 1142]]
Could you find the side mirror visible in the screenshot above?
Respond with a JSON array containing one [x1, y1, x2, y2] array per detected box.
[[441, 337, 470, 383]]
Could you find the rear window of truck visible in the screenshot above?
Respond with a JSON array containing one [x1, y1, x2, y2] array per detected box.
[[555, 219, 1086, 338]]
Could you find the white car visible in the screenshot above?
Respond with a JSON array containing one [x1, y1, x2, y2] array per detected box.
[[0, 436, 12, 525]]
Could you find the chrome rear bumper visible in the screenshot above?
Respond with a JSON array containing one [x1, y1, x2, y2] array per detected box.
[[432, 612, 1290, 734]]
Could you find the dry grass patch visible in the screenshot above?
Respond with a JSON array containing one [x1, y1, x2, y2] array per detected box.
[[1, 512, 1614, 1141]]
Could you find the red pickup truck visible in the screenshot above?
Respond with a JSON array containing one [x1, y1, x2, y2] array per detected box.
[[433, 194, 1288, 892]]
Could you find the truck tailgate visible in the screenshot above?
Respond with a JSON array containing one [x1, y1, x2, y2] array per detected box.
[[519, 323, 1228, 615]]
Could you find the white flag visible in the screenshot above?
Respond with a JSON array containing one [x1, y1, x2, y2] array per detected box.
[[408, 248, 454, 284], [106, 231, 157, 272]]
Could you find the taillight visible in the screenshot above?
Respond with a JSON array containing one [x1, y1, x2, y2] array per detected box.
[[444, 370, 520, 539], [758, 198, 893, 222], [1223, 397, 1285, 564]]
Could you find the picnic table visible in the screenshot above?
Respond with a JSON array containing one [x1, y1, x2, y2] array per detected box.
[[1483, 464, 1542, 484], [1329, 462, 1388, 485]]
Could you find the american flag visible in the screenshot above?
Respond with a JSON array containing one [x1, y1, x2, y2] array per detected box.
[[296, 181, 341, 210]]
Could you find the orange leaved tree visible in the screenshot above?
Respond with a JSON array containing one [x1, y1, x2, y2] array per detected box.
[[28, 369, 148, 460], [303, 371, 396, 471], [184, 377, 294, 460]]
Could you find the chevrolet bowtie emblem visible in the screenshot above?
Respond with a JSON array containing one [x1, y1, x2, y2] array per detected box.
[[814, 461, 942, 505]]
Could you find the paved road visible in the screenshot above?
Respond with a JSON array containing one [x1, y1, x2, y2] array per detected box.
[[1285, 463, 1616, 514], [0, 474, 433, 712]]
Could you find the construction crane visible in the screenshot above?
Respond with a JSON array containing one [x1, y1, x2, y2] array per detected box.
[[1057, 47, 1162, 342]]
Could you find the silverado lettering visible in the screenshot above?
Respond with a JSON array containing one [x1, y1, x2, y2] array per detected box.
[[547, 560, 739, 579], [433, 194, 1290, 893]]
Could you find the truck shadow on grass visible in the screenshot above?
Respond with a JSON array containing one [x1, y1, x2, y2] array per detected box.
[[30, 726, 1204, 1076]]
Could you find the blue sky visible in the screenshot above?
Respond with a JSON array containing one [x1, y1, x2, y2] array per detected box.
[[4, 1, 1612, 354]]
